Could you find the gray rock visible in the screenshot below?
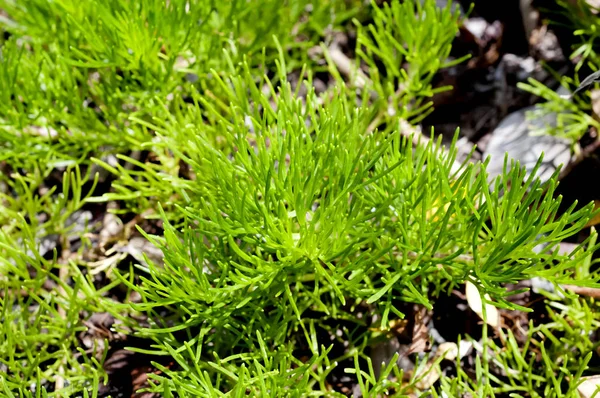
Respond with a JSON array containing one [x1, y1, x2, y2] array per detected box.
[[484, 106, 571, 185]]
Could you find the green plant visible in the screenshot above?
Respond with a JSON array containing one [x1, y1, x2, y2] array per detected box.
[[518, 0, 600, 143], [99, 46, 600, 395], [0, 167, 112, 396], [518, 77, 600, 142], [2, 0, 600, 396], [0, 0, 366, 395], [0, 0, 362, 169], [354, 0, 470, 129]]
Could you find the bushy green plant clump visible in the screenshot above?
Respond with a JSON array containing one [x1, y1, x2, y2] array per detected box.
[[2, 0, 600, 396], [112, 55, 600, 396], [0, 0, 361, 169]]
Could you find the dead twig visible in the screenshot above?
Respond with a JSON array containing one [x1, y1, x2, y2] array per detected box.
[[562, 284, 600, 299]]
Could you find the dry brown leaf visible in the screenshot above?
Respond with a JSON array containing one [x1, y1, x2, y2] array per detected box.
[[465, 281, 500, 328], [407, 306, 431, 355]]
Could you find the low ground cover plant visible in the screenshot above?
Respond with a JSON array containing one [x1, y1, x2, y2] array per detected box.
[[1, 0, 600, 397]]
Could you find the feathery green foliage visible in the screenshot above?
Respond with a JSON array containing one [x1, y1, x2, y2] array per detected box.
[[355, 0, 469, 127], [1, 0, 600, 396], [105, 51, 600, 395]]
